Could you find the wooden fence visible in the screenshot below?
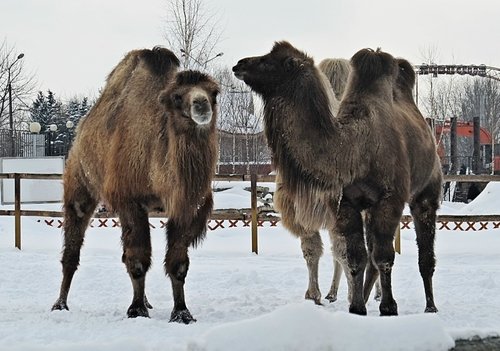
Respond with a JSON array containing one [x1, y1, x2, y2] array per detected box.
[[1, 173, 500, 253]]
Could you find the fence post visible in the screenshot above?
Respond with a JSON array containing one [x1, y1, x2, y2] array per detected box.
[[394, 226, 401, 254], [251, 173, 258, 254], [14, 173, 21, 250]]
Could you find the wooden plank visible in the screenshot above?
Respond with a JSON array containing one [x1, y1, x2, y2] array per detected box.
[[443, 174, 500, 182], [0, 173, 62, 180], [2, 172, 500, 183]]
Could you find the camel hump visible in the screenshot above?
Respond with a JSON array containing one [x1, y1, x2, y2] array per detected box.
[[318, 58, 352, 100], [104, 47, 180, 95], [137, 46, 180, 76], [350, 48, 396, 84], [395, 58, 416, 89]]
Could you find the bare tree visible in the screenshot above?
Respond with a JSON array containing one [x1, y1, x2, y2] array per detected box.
[[417, 45, 440, 118], [0, 40, 37, 131], [215, 67, 267, 174], [163, 0, 223, 70]]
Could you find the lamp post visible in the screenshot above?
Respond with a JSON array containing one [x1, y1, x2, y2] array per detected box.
[[7, 53, 25, 156], [29, 122, 42, 157], [180, 49, 223, 69], [48, 124, 57, 156], [65, 120, 74, 156]]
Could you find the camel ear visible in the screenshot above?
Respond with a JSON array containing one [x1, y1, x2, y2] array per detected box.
[[158, 90, 181, 109], [284, 57, 303, 72]]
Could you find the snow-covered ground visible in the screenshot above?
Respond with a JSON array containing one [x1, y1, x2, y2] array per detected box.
[[1, 182, 500, 351]]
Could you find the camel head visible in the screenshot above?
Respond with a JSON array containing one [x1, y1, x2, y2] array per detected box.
[[159, 70, 220, 129], [233, 41, 314, 96]]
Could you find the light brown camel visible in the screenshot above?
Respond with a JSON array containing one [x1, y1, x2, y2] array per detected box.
[[51, 47, 220, 324]]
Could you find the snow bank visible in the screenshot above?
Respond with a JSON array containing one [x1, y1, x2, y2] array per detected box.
[[191, 303, 454, 351]]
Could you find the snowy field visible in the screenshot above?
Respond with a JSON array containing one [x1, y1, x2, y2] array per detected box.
[[1, 181, 500, 351]]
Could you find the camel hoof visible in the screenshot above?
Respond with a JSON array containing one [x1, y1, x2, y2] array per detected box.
[[51, 299, 69, 311], [325, 293, 337, 303], [425, 305, 438, 313], [127, 303, 150, 318], [379, 300, 398, 316], [169, 309, 196, 324], [305, 290, 322, 305], [349, 304, 367, 316], [144, 296, 153, 310]]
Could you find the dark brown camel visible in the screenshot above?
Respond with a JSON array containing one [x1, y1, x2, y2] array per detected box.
[[233, 42, 442, 316], [51, 47, 219, 324]]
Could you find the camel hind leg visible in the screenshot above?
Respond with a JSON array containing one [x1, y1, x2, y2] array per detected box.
[[52, 176, 97, 311], [119, 201, 152, 318], [410, 178, 441, 313]]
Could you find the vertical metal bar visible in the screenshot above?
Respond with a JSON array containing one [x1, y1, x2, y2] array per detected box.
[[14, 173, 21, 250], [251, 173, 258, 254]]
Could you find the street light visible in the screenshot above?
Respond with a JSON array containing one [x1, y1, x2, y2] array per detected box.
[[65, 121, 75, 156], [7, 53, 25, 156], [180, 49, 223, 68], [29, 122, 41, 134], [48, 124, 58, 156]]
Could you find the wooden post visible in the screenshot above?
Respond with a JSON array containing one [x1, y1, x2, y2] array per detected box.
[[450, 116, 458, 174], [394, 226, 401, 254], [251, 173, 258, 254], [473, 116, 481, 174], [14, 173, 21, 250]]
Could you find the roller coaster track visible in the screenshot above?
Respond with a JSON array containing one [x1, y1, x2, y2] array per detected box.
[[414, 63, 500, 82]]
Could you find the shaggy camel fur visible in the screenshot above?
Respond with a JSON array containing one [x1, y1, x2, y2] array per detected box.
[[318, 58, 352, 101], [318, 58, 383, 304], [51, 47, 219, 324], [233, 42, 442, 316]]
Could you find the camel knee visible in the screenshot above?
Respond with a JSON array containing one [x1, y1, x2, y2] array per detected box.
[[300, 233, 323, 261], [61, 252, 80, 272], [418, 254, 436, 277], [122, 250, 151, 279], [165, 251, 190, 282], [371, 240, 395, 271], [373, 251, 394, 274]]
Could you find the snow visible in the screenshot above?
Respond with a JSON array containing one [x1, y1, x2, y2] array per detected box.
[[1, 181, 500, 350]]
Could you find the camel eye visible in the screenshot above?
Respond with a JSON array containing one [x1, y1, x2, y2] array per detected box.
[[172, 93, 183, 108]]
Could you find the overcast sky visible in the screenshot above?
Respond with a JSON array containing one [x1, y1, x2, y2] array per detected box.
[[3, 0, 499, 100]]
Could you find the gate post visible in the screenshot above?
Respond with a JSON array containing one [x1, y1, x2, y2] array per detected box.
[[251, 173, 258, 254], [14, 173, 21, 250]]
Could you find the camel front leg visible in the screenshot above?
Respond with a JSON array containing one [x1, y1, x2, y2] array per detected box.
[[164, 194, 212, 324], [365, 196, 405, 316], [165, 219, 196, 324], [325, 256, 343, 303], [300, 231, 323, 305], [332, 200, 367, 315]]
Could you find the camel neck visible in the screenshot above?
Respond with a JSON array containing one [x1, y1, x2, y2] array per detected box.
[[262, 76, 351, 193]]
